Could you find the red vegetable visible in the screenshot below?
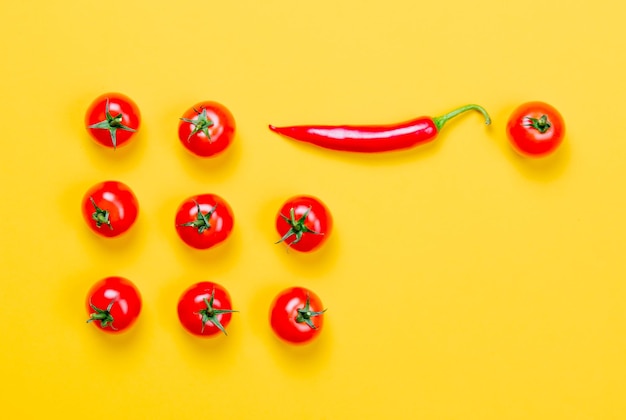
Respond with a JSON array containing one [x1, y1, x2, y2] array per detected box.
[[178, 101, 235, 157], [177, 282, 237, 337], [81, 181, 139, 238], [506, 101, 565, 157], [269, 104, 490, 153], [174, 193, 234, 250], [275, 195, 332, 252], [86, 276, 142, 333], [270, 287, 326, 344], [85, 92, 141, 150]]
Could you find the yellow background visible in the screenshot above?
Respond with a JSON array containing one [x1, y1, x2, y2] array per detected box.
[[1, 1, 625, 419]]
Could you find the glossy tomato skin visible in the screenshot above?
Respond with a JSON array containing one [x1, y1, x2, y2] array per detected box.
[[276, 195, 332, 252], [175, 194, 234, 249], [82, 181, 139, 238], [177, 282, 236, 337], [178, 101, 235, 158], [86, 276, 142, 333], [270, 287, 326, 344], [85, 92, 141, 149], [506, 101, 565, 157]]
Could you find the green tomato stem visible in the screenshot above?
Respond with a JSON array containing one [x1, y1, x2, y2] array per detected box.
[[90, 197, 113, 230], [524, 115, 552, 134], [179, 201, 217, 234], [195, 290, 238, 336], [295, 293, 327, 330], [87, 300, 117, 330], [275, 206, 322, 246], [88, 98, 136, 149]]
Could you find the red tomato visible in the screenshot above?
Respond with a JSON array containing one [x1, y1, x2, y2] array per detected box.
[[178, 101, 235, 157], [82, 181, 139, 238], [85, 92, 141, 149], [86, 276, 142, 333], [276, 195, 332, 252], [506, 101, 565, 157], [177, 282, 237, 337], [270, 287, 326, 344], [175, 194, 234, 249]]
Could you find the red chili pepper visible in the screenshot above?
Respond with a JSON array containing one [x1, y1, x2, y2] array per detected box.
[[269, 104, 491, 153]]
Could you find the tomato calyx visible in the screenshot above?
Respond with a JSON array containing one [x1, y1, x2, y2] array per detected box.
[[295, 293, 327, 330], [89, 197, 113, 230], [524, 115, 552, 134], [180, 107, 215, 142], [195, 289, 238, 335], [88, 98, 137, 149], [276, 206, 322, 246], [179, 201, 217, 234], [86, 299, 117, 330]]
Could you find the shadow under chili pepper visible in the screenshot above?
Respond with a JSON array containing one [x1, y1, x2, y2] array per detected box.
[[279, 135, 446, 168]]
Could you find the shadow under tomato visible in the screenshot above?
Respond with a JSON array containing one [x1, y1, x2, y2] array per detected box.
[[156, 273, 243, 373], [169, 229, 243, 276], [79, 220, 146, 266], [70, 92, 148, 173], [64, 270, 151, 360], [159, 192, 244, 275], [272, 234, 341, 278], [493, 102, 571, 182], [174, 131, 243, 185], [60, 180, 148, 268], [258, 196, 341, 278], [506, 140, 571, 182], [82, 122, 148, 174], [247, 282, 333, 377]]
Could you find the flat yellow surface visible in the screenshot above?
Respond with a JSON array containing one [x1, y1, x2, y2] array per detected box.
[[2, 1, 625, 419]]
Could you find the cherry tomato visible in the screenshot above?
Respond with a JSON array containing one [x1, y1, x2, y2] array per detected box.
[[178, 101, 236, 158], [506, 101, 565, 157], [270, 287, 326, 344], [82, 181, 139, 238], [85, 92, 141, 149], [177, 282, 237, 337], [86, 276, 142, 333], [275, 195, 332, 252], [175, 194, 234, 249]]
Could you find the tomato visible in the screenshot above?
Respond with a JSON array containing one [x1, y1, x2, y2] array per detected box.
[[85, 92, 141, 149], [270, 287, 326, 344], [86, 276, 142, 333], [178, 101, 236, 157], [506, 101, 565, 157], [82, 181, 139, 238], [177, 282, 237, 337], [175, 194, 234, 249], [275, 195, 332, 252]]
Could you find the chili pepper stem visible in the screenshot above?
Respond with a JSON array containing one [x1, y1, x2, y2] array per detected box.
[[432, 104, 491, 131]]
